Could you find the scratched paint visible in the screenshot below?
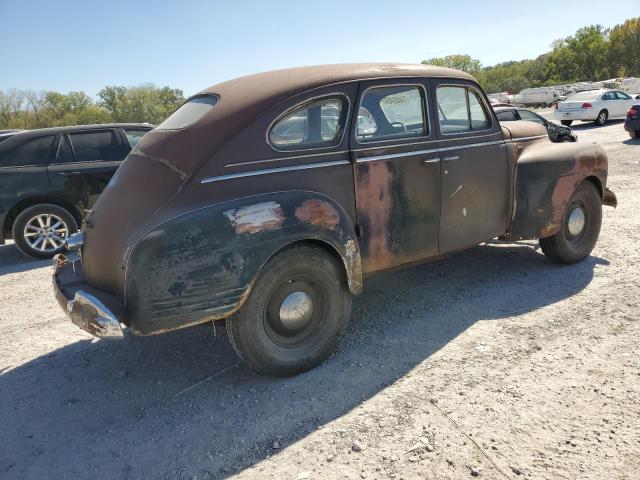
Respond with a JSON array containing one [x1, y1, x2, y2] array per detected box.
[[223, 201, 285, 234]]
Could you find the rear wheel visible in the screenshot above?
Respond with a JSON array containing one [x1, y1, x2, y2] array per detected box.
[[594, 110, 608, 126], [226, 245, 352, 376], [12, 204, 78, 259], [629, 130, 639, 139], [539, 182, 601, 264], [561, 120, 573, 126]]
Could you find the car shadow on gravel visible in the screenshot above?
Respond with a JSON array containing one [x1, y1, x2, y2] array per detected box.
[[569, 119, 625, 130], [0, 243, 608, 479], [0, 243, 48, 275]]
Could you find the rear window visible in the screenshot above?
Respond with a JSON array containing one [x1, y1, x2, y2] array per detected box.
[[156, 95, 219, 130], [69, 131, 121, 162], [567, 91, 599, 101], [0, 135, 54, 167]]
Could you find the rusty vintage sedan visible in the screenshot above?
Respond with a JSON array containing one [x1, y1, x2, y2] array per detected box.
[[53, 64, 617, 376]]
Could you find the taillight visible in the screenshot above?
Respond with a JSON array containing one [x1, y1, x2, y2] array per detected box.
[[628, 107, 639, 115], [582, 102, 593, 109]]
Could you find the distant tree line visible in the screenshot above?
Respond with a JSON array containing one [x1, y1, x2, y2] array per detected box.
[[0, 84, 185, 129], [2, 17, 638, 129], [423, 16, 640, 93]]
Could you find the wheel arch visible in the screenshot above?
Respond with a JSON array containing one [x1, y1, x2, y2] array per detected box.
[[505, 143, 609, 240], [124, 190, 363, 335], [3, 196, 82, 240]]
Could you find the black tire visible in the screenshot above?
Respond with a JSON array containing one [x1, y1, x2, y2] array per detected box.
[[560, 136, 574, 143], [12, 204, 78, 259], [226, 245, 352, 376], [539, 182, 601, 265], [594, 110, 608, 126], [630, 130, 639, 139], [561, 120, 573, 126]]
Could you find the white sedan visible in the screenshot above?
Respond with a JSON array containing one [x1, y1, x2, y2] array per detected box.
[[553, 89, 639, 127]]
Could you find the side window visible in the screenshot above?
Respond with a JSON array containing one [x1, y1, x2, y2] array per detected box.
[[602, 92, 615, 101], [496, 110, 517, 121], [269, 97, 346, 150], [437, 86, 491, 134], [356, 85, 427, 142], [1, 136, 54, 167], [54, 135, 75, 163], [68, 131, 121, 162], [615, 91, 631, 100], [517, 109, 544, 124], [124, 129, 147, 148]]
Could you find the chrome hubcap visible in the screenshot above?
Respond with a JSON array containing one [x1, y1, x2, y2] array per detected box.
[[279, 291, 314, 331], [567, 207, 586, 237], [23, 213, 68, 252]]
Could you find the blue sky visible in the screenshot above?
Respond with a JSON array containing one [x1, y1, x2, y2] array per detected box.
[[1, 0, 637, 97]]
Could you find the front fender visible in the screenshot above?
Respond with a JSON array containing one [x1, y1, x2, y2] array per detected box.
[[125, 191, 362, 335], [506, 142, 608, 240]]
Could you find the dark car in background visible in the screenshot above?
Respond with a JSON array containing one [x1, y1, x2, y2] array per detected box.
[[0, 123, 152, 258], [624, 104, 640, 139], [495, 106, 577, 142]]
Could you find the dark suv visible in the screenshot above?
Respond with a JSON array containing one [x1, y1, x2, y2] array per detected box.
[[0, 124, 152, 259]]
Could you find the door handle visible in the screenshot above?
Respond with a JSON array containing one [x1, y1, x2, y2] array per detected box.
[[60, 171, 81, 176], [423, 157, 441, 164], [442, 156, 459, 162]]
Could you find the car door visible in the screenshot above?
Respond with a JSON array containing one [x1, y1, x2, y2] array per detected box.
[[47, 129, 127, 212], [350, 80, 441, 274], [601, 91, 618, 116], [614, 91, 636, 117], [432, 80, 510, 254]]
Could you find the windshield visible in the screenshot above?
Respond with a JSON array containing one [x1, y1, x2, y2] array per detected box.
[[156, 95, 219, 130]]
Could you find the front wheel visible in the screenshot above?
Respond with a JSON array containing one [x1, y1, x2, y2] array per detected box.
[[539, 182, 602, 264], [12, 204, 78, 259], [561, 120, 573, 126], [594, 110, 608, 126], [226, 245, 352, 376]]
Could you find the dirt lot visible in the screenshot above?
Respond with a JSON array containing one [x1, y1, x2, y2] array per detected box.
[[1, 116, 639, 480]]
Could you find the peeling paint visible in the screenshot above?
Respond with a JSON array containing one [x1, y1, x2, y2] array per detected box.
[[224, 201, 285, 234]]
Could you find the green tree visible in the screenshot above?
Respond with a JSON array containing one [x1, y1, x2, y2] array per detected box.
[[422, 54, 482, 74]]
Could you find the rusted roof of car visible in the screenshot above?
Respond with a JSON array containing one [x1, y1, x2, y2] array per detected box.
[[199, 63, 475, 101]]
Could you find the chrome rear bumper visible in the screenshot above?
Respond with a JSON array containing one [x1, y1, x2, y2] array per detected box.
[[53, 254, 124, 340]]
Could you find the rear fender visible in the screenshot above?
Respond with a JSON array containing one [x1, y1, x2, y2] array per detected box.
[[505, 142, 608, 240], [125, 191, 362, 335]]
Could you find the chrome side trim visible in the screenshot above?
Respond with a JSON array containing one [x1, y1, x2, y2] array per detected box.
[[355, 148, 439, 163], [439, 140, 505, 152], [201, 160, 350, 184], [506, 134, 547, 142], [225, 150, 349, 168]]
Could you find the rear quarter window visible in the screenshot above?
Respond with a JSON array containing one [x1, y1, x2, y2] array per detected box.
[[0, 135, 55, 167], [156, 95, 219, 130], [69, 131, 122, 162]]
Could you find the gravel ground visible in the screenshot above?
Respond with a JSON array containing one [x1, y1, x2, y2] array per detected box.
[[1, 116, 639, 480]]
